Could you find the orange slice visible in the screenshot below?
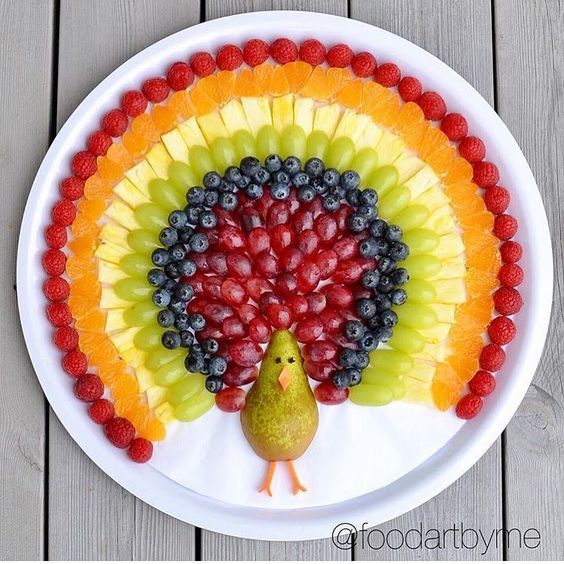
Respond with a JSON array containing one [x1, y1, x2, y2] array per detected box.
[[131, 113, 160, 143], [216, 70, 236, 104], [66, 255, 96, 280], [107, 143, 134, 170], [166, 90, 193, 121], [268, 65, 290, 96], [139, 416, 166, 441], [426, 145, 457, 176], [74, 308, 106, 333], [78, 198, 105, 219], [67, 235, 96, 258], [299, 67, 331, 99], [395, 102, 425, 132], [419, 127, 449, 159], [152, 104, 177, 134], [283, 61, 313, 92], [327, 68, 353, 99], [432, 364, 464, 411], [122, 131, 149, 158], [71, 213, 100, 239], [83, 175, 113, 200], [444, 157, 474, 185], [189, 86, 217, 115], [401, 121, 430, 151], [233, 68, 262, 97], [97, 156, 124, 182], [466, 243, 500, 273], [253, 63, 274, 91], [336, 79, 363, 109]]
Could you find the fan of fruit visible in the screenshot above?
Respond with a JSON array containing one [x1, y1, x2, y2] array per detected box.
[[41, 38, 522, 492]]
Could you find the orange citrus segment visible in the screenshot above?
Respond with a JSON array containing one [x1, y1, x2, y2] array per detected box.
[[189, 86, 218, 115], [253, 63, 274, 91], [268, 65, 290, 96], [122, 132, 149, 158], [66, 255, 96, 280], [395, 102, 425, 131], [97, 156, 124, 182], [327, 68, 353, 99], [152, 104, 177, 134], [216, 70, 236, 103], [131, 113, 160, 143], [78, 198, 105, 219], [336, 79, 363, 109], [71, 213, 100, 239], [444, 157, 474, 185], [233, 68, 262, 97], [83, 175, 113, 200], [283, 61, 313, 92], [74, 308, 106, 333], [107, 143, 134, 169], [299, 67, 331, 99]]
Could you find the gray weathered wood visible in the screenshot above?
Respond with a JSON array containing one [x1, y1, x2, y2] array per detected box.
[[48, 1, 200, 559], [495, 0, 564, 560], [350, 1, 503, 559], [0, 0, 53, 559]]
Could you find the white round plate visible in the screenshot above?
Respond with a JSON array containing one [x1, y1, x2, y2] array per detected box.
[[17, 11, 552, 540]]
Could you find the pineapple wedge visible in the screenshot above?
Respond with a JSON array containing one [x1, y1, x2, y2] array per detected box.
[[403, 166, 440, 200], [413, 187, 450, 212], [241, 97, 272, 136], [110, 327, 138, 353], [431, 279, 467, 304], [423, 205, 456, 235], [105, 308, 128, 332], [120, 347, 146, 369], [178, 117, 208, 149], [293, 98, 314, 136], [313, 103, 342, 138], [402, 377, 434, 406], [220, 99, 250, 135], [428, 303, 457, 323], [162, 128, 190, 163], [155, 402, 176, 425], [100, 287, 132, 309], [105, 200, 139, 231], [125, 161, 158, 199], [333, 110, 371, 144], [147, 142, 173, 178], [95, 240, 130, 264], [429, 256, 466, 280], [405, 358, 436, 383], [135, 366, 156, 393], [375, 131, 406, 165], [355, 120, 383, 151], [114, 178, 150, 208], [146, 385, 168, 408], [433, 233, 465, 259], [393, 153, 426, 184], [100, 222, 131, 248], [272, 93, 294, 131], [98, 260, 126, 285], [197, 112, 229, 144], [419, 322, 453, 344]]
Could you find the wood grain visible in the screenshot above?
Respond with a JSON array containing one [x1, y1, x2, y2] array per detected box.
[[495, 0, 564, 560], [48, 1, 200, 560], [0, 0, 54, 559], [350, 1, 503, 559], [206, 0, 347, 19]]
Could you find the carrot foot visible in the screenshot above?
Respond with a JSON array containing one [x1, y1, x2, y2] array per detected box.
[[258, 461, 276, 496], [286, 460, 307, 495]]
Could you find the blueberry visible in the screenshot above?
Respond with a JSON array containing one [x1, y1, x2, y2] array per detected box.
[[359, 188, 378, 206], [218, 180, 236, 193], [264, 154, 283, 172], [391, 268, 409, 286], [240, 156, 261, 177], [377, 275, 394, 294], [347, 368, 362, 386], [208, 356, 228, 377], [162, 330, 181, 349], [358, 333, 378, 351], [178, 226, 194, 244], [191, 343, 203, 356], [380, 309, 398, 327], [378, 256, 396, 274], [199, 210, 217, 229], [252, 167, 270, 185], [311, 177, 327, 194], [322, 194, 340, 212], [292, 171, 310, 187], [357, 205, 377, 220], [188, 232, 209, 253], [204, 188, 219, 208], [345, 188, 360, 207], [356, 298, 378, 320], [202, 338, 219, 355], [205, 375, 223, 393], [297, 186, 316, 202], [245, 183, 264, 200], [338, 348, 358, 368], [340, 170, 360, 190], [373, 326, 393, 342], [344, 320, 365, 342], [177, 259, 196, 277], [347, 213, 368, 233], [359, 237, 379, 258], [224, 166, 242, 184], [369, 219, 387, 238], [187, 186, 205, 206], [186, 353, 206, 373], [162, 279, 177, 293], [322, 168, 340, 187], [168, 210, 188, 229], [180, 330, 194, 347], [374, 294, 392, 312], [389, 242, 410, 262], [390, 288, 408, 306], [219, 192, 238, 211], [354, 351, 370, 369], [283, 156, 301, 176], [151, 248, 170, 267], [332, 369, 352, 389], [234, 174, 251, 189], [305, 157, 324, 178], [147, 268, 166, 287], [272, 170, 290, 184], [165, 262, 180, 279], [159, 227, 178, 247], [203, 171, 222, 190], [174, 313, 190, 331], [373, 237, 390, 255], [361, 270, 380, 289], [189, 313, 206, 331], [386, 224, 403, 242], [174, 283, 194, 302], [169, 243, 187, 262], [184, 206, 200, 225], [270, 182, 290, 200], [168, 297, 186, 314], [367, 315, 381, 330], [157, 309, 175, 327]]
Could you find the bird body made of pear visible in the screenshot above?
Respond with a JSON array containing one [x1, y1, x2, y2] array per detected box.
[[241, 330, 319, 462]]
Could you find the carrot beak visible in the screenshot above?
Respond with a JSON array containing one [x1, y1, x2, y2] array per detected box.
[[278, 365, 293, 391]]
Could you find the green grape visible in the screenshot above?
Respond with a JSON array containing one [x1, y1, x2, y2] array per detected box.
[[370, 349, 414, 374], [114, 278, 152, 301], [349, 384, 394, 406], [392, 205, 430, 231], [368, 165, 399, 198], [133, 324, 164, 352], [154, 356, 188, 387], [403, 229, 440, 254], [395, 303, 438, 329], [351, 148, 379, 184], [145, 347, 184, 371], [306, 130, 330, 159], [378, 185, 411, 219], [119, 254, 153, 277], [325, 137, 355, 170], [281, 125, 307, 160], [374, 373, 406, 399], [233, 129, 257, 161], [401, 254, 442, 279], [256, 125, 281, 160], [175, 388, 215, 422], [134, 203, 168, 231], [168, 161, 198, 191], [402, 279, 437, 303], [362, 364, 400, 383], [189, 145, 216, 180], [123, 301, 158, 327], [211, 137, 238, 172], [167, 375, 205, 406], [388, 325, 425, 354], [148, 178, 184, 211], [127, 229, 158, 254]]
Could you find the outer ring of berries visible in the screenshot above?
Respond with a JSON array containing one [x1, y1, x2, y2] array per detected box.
[[326, 43, 354, 68], [473, 161, 500, 188], [89, 398, 115, 424], [62, 350, 88, 377], [299, 39, 326, 65], [166, 61, 194, 90], [479, 343, 506, 372], [101, 109, 128, 137], [351, 52, 377, 78], [128, 437, 154, 463], [488, 316, 516, 345], [398, 76, 422, 102], [500, 241, 523, 263], [468, 370, 496, 397], [456, 393, 483, 419], [270, 38, 298, 64], [142, 77, 170, 103], [190, 52, 217, 77], [440, 113, 468, 141], [216, 44, 244, 71], [74, 373, 104, 402], [121, 90, 148, 117], [242, 39, 269, 67], [458, 136, 486, 162], [418, 91, 447, 121], [105, 417, 135, 449], [59, 177, 84, 200], [375, 63, 401, 87]]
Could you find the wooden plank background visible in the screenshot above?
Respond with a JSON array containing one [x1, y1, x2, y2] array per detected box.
[[1, 0, 562, 560]]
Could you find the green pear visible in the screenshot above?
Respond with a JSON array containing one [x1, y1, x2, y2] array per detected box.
[[241, 330, 319, 461]]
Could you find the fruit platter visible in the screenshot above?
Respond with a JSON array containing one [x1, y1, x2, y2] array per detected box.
[[18, 12, 551, 539]]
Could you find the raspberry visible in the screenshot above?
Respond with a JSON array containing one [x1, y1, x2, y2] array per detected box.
[[456, 393, 483, 419], [458, 135, 486, 162], [121, 90, 148, 117], [242, 39, 269, 67], [190, 52, 216, 77], [101, 109, 128, 137], [375, 63, 401, 87], [493, 286, 523, 315], [398, 76, 422, 102], [105, 417, 135, 448], [45, 224, 67, 249], [484, 186, 510, 215], [498, 263, 524, 287], [440, 113, 468, 141], [216, 44, 243, 71], [59, 177, 84, 200], [494, 214, 518, 240], [473, 161, 500, 188], [500, 240, 522, 263], [71, 151, 97, 180], [351, 52, 377, 77], [53, 326, 79, 352], [74, 373, 104, 402], [468, 370, 496, 397], [62, 350, 88, 377], [142, 77, 170, 103], [479, 343, 506, 372], [270, 38, 298, 64], [418, 91, 447, 121], [488, 316, 517, 345], [128, 437, 153, 463], [299, 39, 326, 65], [42, 249, 66, 276], [89, 398, 115, 424], [51, 199, 76, 226], [326, 44, 354, 68], [46, 302, 72, 327], [43, 276, 70, 302], [166, 61, 194, 90], [86, 131, 112, 156]]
